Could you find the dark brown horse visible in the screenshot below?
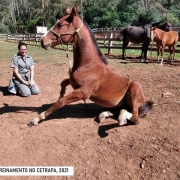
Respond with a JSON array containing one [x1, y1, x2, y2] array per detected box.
[[28, 6, 153, 127], [117, 21, 172, 61], [151, 27, 179, 65]]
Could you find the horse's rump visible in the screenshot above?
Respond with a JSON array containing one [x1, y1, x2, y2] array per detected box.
[[164, 31, 179, 44]]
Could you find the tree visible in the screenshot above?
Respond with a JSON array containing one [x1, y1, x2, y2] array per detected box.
[[0, 0, 179, 33], [117, 0, 138, 26]]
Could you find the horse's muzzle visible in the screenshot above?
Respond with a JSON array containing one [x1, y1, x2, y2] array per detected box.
[[41, 39, 50, 50]]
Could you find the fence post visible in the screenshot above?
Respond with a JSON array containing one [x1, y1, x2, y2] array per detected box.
[[104, 34, 107, 46], [108, 32, 113, 54]]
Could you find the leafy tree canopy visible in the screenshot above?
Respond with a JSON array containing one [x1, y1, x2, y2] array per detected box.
[[0, 0, 179, 33]]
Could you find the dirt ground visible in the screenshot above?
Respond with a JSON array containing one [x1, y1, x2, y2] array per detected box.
[[0, 53, 180, 180]]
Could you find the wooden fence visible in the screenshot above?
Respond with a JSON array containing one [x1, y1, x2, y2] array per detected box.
[[93, 27, 180, 54], [2, 26, 180, 54], [5, 34, 43, 46]]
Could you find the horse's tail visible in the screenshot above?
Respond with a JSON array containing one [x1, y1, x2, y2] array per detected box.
[[138, 100, 153, 118]]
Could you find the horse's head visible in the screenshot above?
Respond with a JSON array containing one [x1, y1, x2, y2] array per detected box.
[[150, 26, 160, 40], [163, 21, 172, 32], [152, 21, 172, 32], [41, 6, 82, 50]]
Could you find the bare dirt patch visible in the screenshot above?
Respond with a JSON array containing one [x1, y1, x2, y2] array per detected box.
[[0, 55, 180, 180]]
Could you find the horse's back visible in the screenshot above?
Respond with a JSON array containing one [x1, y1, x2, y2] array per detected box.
[[89, 69, 132, 107], [126, 26, 147, 43], [163, 31, 179, 44]]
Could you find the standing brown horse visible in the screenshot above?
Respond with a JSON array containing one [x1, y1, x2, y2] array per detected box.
[[151, 27, 179, 65], [28, 6, 153, 127]]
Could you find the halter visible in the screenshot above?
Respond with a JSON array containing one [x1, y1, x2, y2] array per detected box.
[[49, 22, 83, 51], [49, 21, 83, 71]]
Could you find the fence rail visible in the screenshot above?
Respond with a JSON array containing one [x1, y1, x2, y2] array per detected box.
[[5, 34, 43, 46], [93, 27, 180, 54], [2, 26, 180, 54]]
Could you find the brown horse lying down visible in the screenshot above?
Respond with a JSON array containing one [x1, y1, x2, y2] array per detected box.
[[28, 6, 153, 127], [151, 27, 179, 65]]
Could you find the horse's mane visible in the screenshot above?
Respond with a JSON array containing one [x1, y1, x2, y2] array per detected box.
[[151, 21, 171, 27], [151, 21, 164, 26], [83, 21, 108, 65]]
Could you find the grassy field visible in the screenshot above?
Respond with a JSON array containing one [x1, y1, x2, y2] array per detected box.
[[1, 40, 180, 64], [0, 41, 74, 64], [99, 40, 180, 59]]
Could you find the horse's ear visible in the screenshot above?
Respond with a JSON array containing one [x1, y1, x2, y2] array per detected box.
[[66, 8, 71, 15], [151, 26, 156, 30], [71, 6, 78, 16]]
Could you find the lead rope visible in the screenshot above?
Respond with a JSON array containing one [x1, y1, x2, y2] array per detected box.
[[66, 50, 72, 74]]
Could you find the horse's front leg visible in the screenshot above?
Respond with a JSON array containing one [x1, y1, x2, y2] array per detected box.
[[99, 111, 114, 122], [60, 78, 70, 98], [156, 45, 160, 64], [160, 44, 165, 65], [28, 88, 90, 126], [140, 43, 145, 61]]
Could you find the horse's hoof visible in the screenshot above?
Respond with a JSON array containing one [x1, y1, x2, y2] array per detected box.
[[28, 121, 38, 127], [118, 118, 127, 126]]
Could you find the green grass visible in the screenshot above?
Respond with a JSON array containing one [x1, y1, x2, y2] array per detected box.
[[0, 40, 179, 65], [0, 41, 73, 63], [98, 40, 180, 59]]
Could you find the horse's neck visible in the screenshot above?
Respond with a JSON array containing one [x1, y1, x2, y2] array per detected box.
[[72, 27, 101, 69], [154, 30, 163, 40]]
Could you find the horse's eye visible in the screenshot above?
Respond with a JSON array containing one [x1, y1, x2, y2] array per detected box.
[[57, 23, 63, 28]]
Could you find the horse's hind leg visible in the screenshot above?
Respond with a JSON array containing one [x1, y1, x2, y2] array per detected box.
[[118, 109, 132, 126], [125, 81, 146, 125], [60, 78, 70, 97], [169, 44, 177, 64]]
